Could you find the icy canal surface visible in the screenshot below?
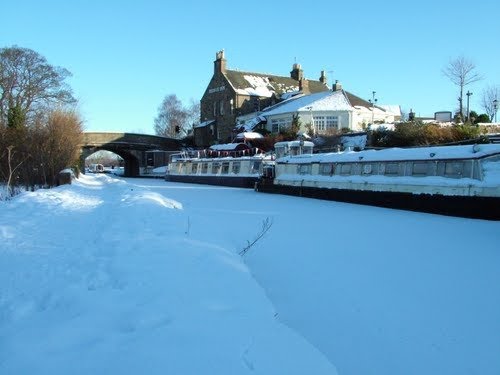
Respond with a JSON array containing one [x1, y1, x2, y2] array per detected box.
[[1, 174, 499, 375]]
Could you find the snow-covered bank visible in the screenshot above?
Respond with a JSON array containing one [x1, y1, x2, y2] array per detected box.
[[1, 174, 499, 375], [0, 174, 336, 374]]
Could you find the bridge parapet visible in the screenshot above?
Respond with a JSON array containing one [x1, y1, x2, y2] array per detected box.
[[82, 132, 181, 150]]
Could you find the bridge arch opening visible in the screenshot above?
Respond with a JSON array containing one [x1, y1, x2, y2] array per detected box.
[[80, 147, 141, 177], [84, 150, 124, 175]]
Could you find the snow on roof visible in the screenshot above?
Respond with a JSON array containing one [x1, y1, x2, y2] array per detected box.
[[239, 115, 266, 131], [380, 105, 401, 116], [261, 90, 352, 117], [282, 144, 500, 164], [274, 140, 315, 148], [281, 90, 301, 100], [235, 132, 264, 139], [209, 143, 249, 151], [195, 119, 215, 128], [233, 75, 276, 97]]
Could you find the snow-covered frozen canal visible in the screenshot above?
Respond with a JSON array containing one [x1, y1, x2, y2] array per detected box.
[[1, 174, 499, 375]]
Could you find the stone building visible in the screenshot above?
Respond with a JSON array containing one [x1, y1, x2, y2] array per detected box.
[[195, 50, 330, 147]]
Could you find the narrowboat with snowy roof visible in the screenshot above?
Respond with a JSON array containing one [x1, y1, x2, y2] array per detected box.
[[165, 143, 272, 188], [256, 143, 500, 220]]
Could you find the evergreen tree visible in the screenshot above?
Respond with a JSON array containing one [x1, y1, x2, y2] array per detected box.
[[7, 104, 26, 128]]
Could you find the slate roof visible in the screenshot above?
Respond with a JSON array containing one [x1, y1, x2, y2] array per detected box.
[[224, 70, 329, 98], [346, 91, 385, 112]]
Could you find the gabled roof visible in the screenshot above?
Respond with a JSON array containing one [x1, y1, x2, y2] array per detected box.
[[344, 91, 384, 110], [259, 90, 353, 117], [380, 105, 401, 116], [224, 70, 329, 98]]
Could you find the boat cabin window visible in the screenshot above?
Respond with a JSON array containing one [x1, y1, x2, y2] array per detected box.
[[176, 163, 183, 174], [211, 162, 221, 174], [251, 161, 262, 174], [201, 163, 208, 174], [384, 163, 399, 176], [320, 163, 335, 176], [289, 145, 312, 156], [340, 164, 352, 175], [191, 163, 198, 174], [221, 162, 230, 174], [290, 146, 300, 156], [274, 141, 314, 158], [445, 161, 464, 177], [302, 145, 313, 154], [232, 161, 241, 174], [298, 164, 312, 175], [275, 145, 287, 159], [362, 164, 373, 175], [412, 162, 429, 176]]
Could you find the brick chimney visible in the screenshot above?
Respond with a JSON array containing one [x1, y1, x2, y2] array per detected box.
[[299, 78, 310, 94], [290, 63, 303, 81], [332, 80, 342, 91], [214, 50, 227, 75], [319, 70, 327, 85]]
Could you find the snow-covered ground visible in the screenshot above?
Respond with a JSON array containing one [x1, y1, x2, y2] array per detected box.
[[1, 174, 499, 374]]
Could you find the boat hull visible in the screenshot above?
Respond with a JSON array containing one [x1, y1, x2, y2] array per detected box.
[[166, 174, 260, 188], [255, 179, 500, 220]]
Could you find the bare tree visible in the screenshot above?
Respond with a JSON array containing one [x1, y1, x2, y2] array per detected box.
[[0, 46, 76, 125], [2, 146, 29, 197], [481, 85, 499, 122], [154, 94, 188, 138], [186, 99, 200, 134], [41, 109, 83, 185], [442, 55, 481, 120]]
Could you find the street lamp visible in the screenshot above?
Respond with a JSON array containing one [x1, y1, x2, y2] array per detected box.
[[494, 98, 498, 123], [466, 90, 473, 122], [368, 91, 377, 125]]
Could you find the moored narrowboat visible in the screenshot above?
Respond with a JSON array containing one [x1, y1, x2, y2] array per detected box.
[[256, 143, 500, 220], [165, 143, 271, 188]]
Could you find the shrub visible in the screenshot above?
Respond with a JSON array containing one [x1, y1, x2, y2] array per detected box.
[[368, 121, 485, 148]]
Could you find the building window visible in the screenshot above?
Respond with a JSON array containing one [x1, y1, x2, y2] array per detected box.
[[271, 118, 292, 133], [314, 116, 339, 132], [230, 99, 234, 114], [219, 100, 224, 115], [326, 116, 339, 129], [314, 117, 326, 132], [213, 102, 217, 117], [191, 163, 198, 174]]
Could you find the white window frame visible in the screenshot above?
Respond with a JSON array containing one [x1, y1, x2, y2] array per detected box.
[[271, 117, 292, 133]]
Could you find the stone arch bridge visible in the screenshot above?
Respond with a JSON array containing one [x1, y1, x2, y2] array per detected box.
[[80, 132, 181, 177]]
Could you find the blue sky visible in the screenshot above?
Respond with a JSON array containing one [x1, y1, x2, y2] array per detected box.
[[2, 0, 499, 134]]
